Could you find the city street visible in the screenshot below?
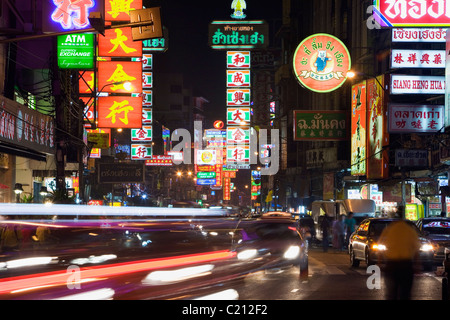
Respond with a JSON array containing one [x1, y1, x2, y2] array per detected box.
[[238, 247, 443, 300]]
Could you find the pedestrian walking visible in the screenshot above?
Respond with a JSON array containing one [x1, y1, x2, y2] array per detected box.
[[378, 219, 420, 300], [332, 214, 345, 251], [344, 212, 356, 249], [320, 216, 330, 252]]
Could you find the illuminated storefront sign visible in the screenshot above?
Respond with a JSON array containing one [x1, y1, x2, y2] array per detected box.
[[79, 71, 95, 94], [97, 96, 143, 128], [388, 104, 444, 133], [196, 150, 217, 165], [105, 0, 143, 21], [145, 155, 173, 166], [227, 51, 251, 68], [209, 20, 269, 49], [227, 126, 250, 144], [226, 89, 251, 106], [142, 108, 153, 124], [43, 0, 104, 32], [98, 61, 142, 93], [231, 0, 247, 19], [142, 72, 153, 89], [366, 76, 389, 180], [57, 33, 94, 69], [131, 144, 152, 160], [142, 54, 153, 70], [0, 96, 55, 155], [351, 81, 367, 176], [293, 110, 348, 141], [395, 149, 428, 167], [227, 70, 251, 87], [98, 28, 142, 58], [292, 33, 351, 93], [141, 90, 153, 106], [374, 0, 450, 27], [143, 37, 168, 52], [226, 144, 250, 164], [227, 107, 251, 125], [390, 75, 445, 94], [131, 126, 152, 141], [391, 49, 445, 68], [392, 28, 447, 42]]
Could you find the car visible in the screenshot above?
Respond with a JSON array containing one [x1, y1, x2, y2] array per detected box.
[[416, 217, 450, 263], [0, 204, 308, 300], [348, 218, 434, 269]]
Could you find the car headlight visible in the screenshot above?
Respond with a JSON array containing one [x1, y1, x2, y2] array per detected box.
[[420, 243, 434, 252], [237, 249, 258, 260], [372, 243, 387, 251], [284, 245, 300, 259]]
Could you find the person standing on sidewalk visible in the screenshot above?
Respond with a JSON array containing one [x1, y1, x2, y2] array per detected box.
[[344, 212, 356, 249]]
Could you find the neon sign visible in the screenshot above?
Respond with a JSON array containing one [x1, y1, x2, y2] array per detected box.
[[44, 0, 103, 32], [374, 0, 450, 27]]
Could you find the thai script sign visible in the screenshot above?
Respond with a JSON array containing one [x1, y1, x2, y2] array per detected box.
[[391, 75, 445, 94], [374, 0, 450, 27], [391, 49, 445, 68], [388, 104, 444, 133], [0, 96, 55, 155], [292, 33, 351, 93], [209, 20, 268, 49], [57, 33, 94, 69], [392, 28, 447, 42], [293, 110, 348, 141], [98, 163, 144, 183], [145, 155, 173, 166], [395, 149, 428, 167]]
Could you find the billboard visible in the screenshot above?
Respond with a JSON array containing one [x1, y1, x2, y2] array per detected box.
[[292, 33, 351, 93], [293, 110, 348, 141], [97, 96, 143, 128], [351, 81, 367, 176], [57, 33, 94, 69]]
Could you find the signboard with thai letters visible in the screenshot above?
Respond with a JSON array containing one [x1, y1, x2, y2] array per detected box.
[[395, 149, 428, 167], [388, 104, 444, 133], [392, 28, 447, 42], [0, 96, 55, 155]]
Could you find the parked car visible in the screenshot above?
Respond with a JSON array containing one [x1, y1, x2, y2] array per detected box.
[[348, 218, 434, 269], [416, 217, 450, 263]]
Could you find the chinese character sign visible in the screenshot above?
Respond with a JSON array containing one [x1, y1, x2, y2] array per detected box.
[[226, 89, 251, 106], [227, 107, 251, 125], [98, 61, 143, 93], [391, 49, 445, 68], [105, 0, 143, 21], [351, 82, 367, 176], [227, 51, 251, 68], [98, 96, 142, 128], [227, 70, 251, 87], [131, 126, 152, 141], [43, 0, 104, 32], [131, 144, 152, 160], [388, 104, 444, 133], [98, 28, 142, 57]]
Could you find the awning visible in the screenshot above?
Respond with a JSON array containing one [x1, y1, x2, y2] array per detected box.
[[0, 142, 47, 161]]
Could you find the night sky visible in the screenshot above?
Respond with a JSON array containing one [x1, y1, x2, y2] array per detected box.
[[146, 0, 282, 126]]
